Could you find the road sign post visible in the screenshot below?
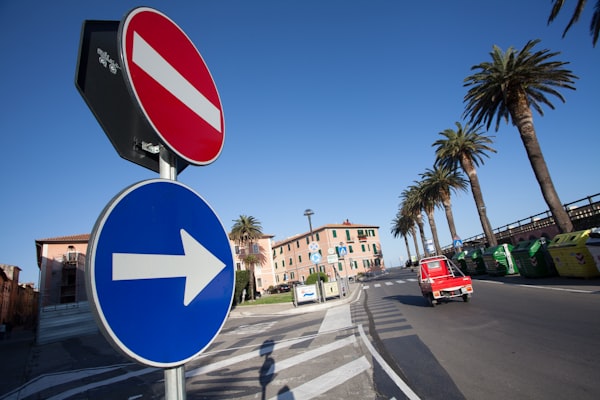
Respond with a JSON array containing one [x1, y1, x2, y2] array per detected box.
[[79, 7, 230, 400]]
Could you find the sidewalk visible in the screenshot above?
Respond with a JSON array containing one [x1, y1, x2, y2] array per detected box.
[[0, 283, 362, 398], [229, 282, 361, 317]]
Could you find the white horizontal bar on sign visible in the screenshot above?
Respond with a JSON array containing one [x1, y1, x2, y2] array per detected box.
[[132, 31, 222, 133]]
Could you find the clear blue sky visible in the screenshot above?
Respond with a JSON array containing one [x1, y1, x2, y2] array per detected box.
[[1, 1, 598, 286]]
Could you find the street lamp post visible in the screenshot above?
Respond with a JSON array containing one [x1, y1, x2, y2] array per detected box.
[[304, 208, 321, 302]]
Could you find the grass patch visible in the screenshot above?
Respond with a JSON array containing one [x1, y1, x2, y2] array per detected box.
[[239, 292, 293, 305]]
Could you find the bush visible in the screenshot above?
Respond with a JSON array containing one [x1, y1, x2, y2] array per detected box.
[[233, 270, 250, 306], [305, 272, 328, 285]]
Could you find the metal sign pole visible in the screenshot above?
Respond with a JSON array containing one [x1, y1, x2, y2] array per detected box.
[[160, 146, 186, 400]]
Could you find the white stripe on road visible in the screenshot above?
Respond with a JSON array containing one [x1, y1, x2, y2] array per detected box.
[[132, 31, 222, 132], [385, 281, 393, 286], [271, 335, 357, 375], [374, 283, 381, 288], [270, 356, 370, 400], [396, 280, 406, 284], [358, 324, 421, 400], [362, 285, 369, 290], [186, 336, 311, 377]]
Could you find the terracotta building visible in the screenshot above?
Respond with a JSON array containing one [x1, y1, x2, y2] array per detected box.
[[271, 220, 384, 284]]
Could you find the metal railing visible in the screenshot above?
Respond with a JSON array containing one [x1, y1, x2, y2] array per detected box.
[[442, 193, 600, 253]]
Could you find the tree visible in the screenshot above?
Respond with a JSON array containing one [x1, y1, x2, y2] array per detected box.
[[391, 212, 416, 266], [547, 0, 600, 47], [420, 165, 469, 249], [433, 122, 498, 247], [400, 185, 430, 257], [414, 180, 443, 255], [230, 215, 263, 300], [463, 39, 577, 233]]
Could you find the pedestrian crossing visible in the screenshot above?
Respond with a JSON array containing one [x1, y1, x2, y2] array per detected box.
[[363, 278, 418, 289]]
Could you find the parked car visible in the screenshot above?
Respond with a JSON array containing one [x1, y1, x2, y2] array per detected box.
[[272, 283, 291, 293]]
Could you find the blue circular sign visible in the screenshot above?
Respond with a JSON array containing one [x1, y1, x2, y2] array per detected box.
[[86, 179, 234, 367]]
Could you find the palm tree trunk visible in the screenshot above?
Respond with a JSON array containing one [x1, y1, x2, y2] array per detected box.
[[426, 209, 443, 255], [510, 99, 574, 233], [415, 214, 430, 256], [410, 226, 421, 261], [248, 265, 255, 301], [403, 236, 412, 265], [441, 192, 459, 240], [461, 156, 497, 247]]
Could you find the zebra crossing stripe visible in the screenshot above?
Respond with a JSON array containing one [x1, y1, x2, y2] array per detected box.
[[271, 335, 357, 375], [385, 282, 393, 286], [396, 280, 405, 284], [271, 356, 370, 400]]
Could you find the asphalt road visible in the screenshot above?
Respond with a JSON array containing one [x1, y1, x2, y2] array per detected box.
[[360, 268, 600, 399]]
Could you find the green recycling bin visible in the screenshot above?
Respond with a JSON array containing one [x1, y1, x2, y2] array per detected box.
[[547, 229, 599, 278], [482, 243, 518, 276], [452, 250, 469, 274], [512, 238, 557, 278], [466, 248, 486, 275], [585, 228, 600, 274]]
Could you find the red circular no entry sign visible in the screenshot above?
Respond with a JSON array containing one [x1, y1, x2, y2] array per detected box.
[[119, 7, 224, 165]]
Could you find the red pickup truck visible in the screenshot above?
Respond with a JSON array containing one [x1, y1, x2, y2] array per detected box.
[[418, 255, 473, 307]]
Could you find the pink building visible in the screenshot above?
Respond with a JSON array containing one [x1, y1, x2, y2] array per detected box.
[[272, 220, 384, 284], [231, 234, 276, 295]]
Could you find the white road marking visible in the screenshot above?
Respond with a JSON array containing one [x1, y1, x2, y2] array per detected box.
[[270, 356, 370, 400], [358, 324, 421, 400]]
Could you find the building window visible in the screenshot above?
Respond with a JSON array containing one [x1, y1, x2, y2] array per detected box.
[[289, 258, 293, 265], [298, 255, 302, 263], [236, 263, 241, 271], [296, 240, 300, 248], [333, 230, 337, 238], [257, 278, 262, 288], [373, 244, 378, 254], [306, 237, 310, 244], [361, 244, 365, 252], [316, 232, 320, 241], [345, 230, 351, 241], [282, 260, 285, 267], [290, 272, 295, 280], [235, 246, 240, 254], [338, 263, 343, 271], [349, 245, 354, 253], [252, 243, 259, 254], [274, 262, 278, 270], [287, 243, 291, 251]]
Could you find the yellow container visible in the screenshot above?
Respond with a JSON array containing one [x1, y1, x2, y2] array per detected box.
[[547, 229, 600, 278]]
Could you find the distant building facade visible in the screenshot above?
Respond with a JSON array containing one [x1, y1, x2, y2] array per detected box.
[[0, 264, 38, 329], [231, 234, 276, 294], [271, 220, 384, 284]]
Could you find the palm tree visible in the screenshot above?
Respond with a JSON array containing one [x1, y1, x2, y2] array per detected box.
[[230, 215, 263, 300], [420, 165, 469, 249], [414, 180, 443, 255], [433, 122, 498, 247], [547, 0, 600, 46], [391, 212, 416, 266], [463, 39, 577, 233], [400, 185, 430, 257]]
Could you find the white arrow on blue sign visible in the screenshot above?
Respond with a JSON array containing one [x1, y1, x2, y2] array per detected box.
[[86, 179, 234, 368], [310, 252, 322, 264]]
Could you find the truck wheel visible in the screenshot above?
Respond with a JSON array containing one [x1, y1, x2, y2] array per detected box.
[[462, 294, 470, 302], [428, 294, 436, 307]]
